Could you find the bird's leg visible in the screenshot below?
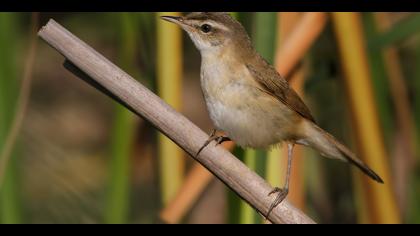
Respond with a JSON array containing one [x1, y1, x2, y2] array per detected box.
[[196, 129, 217, 157], [195, 129, 231, 157], [266, 143, 294, 219]]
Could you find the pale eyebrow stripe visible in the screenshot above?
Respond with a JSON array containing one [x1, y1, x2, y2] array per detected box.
[[190, 20, 230, 32], [209, 21, 230, 32]]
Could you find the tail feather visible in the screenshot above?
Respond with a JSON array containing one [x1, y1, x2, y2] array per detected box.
[[302, 121, 384, 183]]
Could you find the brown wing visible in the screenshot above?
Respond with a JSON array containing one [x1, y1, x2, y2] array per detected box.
[[246, 60, 316, 123]]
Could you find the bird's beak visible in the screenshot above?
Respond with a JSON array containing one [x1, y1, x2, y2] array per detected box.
[[160, 16, 185, 26]]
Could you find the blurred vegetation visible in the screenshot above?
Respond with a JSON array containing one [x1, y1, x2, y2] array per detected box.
[[0, 12, 419, 224], [104, 13, 140, 224], [156, 12, 185, 207], [0, 13, 23, 224]]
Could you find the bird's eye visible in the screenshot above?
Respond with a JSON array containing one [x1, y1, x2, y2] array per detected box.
[[200, 24, 212, 33]]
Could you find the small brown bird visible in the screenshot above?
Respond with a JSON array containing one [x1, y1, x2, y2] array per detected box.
[[161, 12, 383, 217]]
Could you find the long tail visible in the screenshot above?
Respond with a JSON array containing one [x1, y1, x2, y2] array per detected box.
[[301, 120, 384, 183]]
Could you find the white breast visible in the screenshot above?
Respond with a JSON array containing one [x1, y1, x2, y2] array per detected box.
[[199, 54, 298, 149]]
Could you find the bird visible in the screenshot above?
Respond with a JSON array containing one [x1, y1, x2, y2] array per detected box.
[[161, 12, 384, 218]]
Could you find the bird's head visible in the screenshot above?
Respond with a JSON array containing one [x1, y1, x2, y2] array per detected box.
[[161, 12, 250, 54]]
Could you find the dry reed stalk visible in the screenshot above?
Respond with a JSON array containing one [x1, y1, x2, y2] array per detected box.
[[38, 19, 315, 224]]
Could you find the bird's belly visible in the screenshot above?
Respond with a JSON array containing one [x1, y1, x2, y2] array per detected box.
[[204, 84, 300, 149]]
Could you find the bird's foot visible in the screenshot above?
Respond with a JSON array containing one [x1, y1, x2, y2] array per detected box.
[[215, 136, 231, 146], [266, 187, 289, 220], [195, 130, 230, 157]]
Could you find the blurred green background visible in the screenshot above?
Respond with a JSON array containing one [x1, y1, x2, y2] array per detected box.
[[0, 12, 419, 224]]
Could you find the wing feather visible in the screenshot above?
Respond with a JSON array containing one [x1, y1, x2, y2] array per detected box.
[[246, 59, 315, 123]]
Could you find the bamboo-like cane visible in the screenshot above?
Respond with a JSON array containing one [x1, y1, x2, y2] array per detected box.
[[374, 12, 417, 214], [332, 12, 400, 224], [156, 12, 185, 205], [38, 19, 315, 224]]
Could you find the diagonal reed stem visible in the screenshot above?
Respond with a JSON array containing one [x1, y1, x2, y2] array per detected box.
[[38, 19, 315, 224]]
